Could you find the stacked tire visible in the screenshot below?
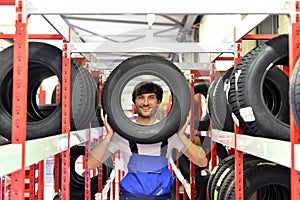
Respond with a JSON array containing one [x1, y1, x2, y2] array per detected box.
[[206, 34, 292, 199], [290, 47, 300, 133], [55, 145, 113, 200], [0, 42, 99, 141], [228, 34, 289, 141], [207, 155, 290, 200], [207, 34, 290, 141]]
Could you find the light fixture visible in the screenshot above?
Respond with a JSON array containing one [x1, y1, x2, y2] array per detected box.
[[147, 14, 156, 29]]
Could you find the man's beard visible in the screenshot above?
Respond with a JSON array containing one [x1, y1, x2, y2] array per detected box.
[[137, 106, 158, 119]]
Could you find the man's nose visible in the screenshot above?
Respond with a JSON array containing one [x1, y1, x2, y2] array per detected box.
[[143, 98, 149, 105]]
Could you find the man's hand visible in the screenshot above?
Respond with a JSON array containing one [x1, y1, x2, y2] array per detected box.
[[88, 108, 114, 169], [100, 107, 114, 139], [177, 111, 191, 137]]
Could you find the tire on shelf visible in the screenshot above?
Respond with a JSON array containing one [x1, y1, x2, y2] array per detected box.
[[208, 154, 254, 200], [91, 105, 104, 128], [102, 55, 191, 144], [208, 67, 234, 131], [173, 135, 228, 181], [26, 67, 49, 121], [171, 135, 228, 200], [69, 145, 113, 197], [206, 154, 235, 200], [290, 57, 300, 131], [216, 156, 264, 200], [71, 66, 98, 130], [206, 77, 219, 129], [0, 42, 98, 140], [224, 162, 290, 200], [228, 34, 290, 141], [194, 82, 210, 131]]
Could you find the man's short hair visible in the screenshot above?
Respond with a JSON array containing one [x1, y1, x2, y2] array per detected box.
[[132, 81, 163, 103]]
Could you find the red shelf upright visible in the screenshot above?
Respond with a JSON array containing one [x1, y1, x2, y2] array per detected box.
[[53, 81, 61, 194], [234, 126, 244, 200], [189, 76, 196, 200], [289, 1, 300, 200], [233, 37, 244, 200], [10, 0, 28, 199], [61, 42, 71, 200], [85, 125, 91, 200]]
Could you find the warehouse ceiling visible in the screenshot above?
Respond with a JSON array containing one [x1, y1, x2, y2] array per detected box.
[[59, 14, 202, 62], [62, 14, 200, 43], [0, 6, 201, 50]]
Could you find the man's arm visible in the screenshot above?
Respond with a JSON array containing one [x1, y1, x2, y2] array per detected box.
[[87, 136, 113, 169], [177, 113, 208, 167], [177, 133, 208, 167], [87, 108, 115, 170]]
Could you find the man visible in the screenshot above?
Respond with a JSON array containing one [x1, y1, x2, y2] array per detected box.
[[88, 81, 208, 199]]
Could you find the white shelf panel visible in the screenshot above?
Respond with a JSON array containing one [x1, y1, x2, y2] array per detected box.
[[25, 133, 69, 167], [26, 0, 290, 15], [0, 144, 22, 177], [25, 129, 90, 166], [212, 129, 291, 169], [88, 61, 211, 70], [0, 128, 92, 176], [67, 42, 234, 53], [294, 144, 300, 171]]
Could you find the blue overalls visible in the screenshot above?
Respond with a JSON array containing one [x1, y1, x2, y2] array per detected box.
[[119, 140, 173, 200]]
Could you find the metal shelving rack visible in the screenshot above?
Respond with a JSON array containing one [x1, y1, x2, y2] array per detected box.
[[0, 0, 297, 200]]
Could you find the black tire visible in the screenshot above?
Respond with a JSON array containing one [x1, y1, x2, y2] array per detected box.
[[215, 143, 229, 161], [0, 135, 10, 145], [207, 154, 235, 200], [194, 82, 210, 131], [0, 42, 65, 140], [0, 42, 98, 140], [209, 154, 255, 200], [71, 66, 98, 130], [38, 104, 57, 117], [228, 34, 290, 140], [206, 77, 219, 129], [216, 156, 264, 200], [69, 145, 113, 197], [224, 163, 290, 200], [195, 173, 210, 200], [102, 55, 191, 144], [27, 67, 51, 121], [209, 67, 234, 131], [290, 57, 300, 131], [91, 105, 104, 127]]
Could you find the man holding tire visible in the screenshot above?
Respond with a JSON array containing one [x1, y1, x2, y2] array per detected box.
[[88, 81, 208, 199]]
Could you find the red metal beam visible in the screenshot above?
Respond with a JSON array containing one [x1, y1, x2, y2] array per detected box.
[[0, 0, 15, 5], [242, 34, 281, 40], [0, 33, 63, 40], [214, 56, 234, 61]]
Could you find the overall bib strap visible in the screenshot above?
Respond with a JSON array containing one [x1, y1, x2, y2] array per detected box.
[[160, 139, 168, 157], [129, 141, 139, 153]]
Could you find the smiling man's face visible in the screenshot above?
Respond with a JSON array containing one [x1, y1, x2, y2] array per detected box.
[[135, 93, 160, 119]]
